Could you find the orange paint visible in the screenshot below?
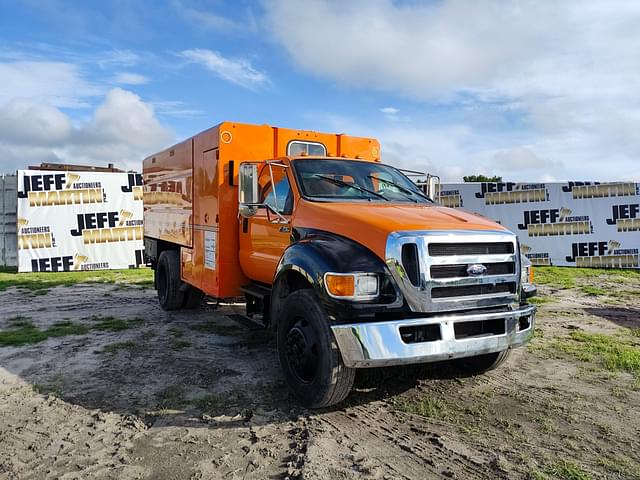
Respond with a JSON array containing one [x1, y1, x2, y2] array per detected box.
[[292, 200, 506, 261], [144, 122, 379, 298]]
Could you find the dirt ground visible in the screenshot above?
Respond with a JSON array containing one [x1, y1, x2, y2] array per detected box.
[[1, 270, 639, 480]]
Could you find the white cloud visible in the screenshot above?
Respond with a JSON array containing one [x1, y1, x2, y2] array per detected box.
[[152, 100, 205, 118], [491, 147, 558, 172], [0, 88, 173, 172], [96, 49, 141, 68], [81, 88, 172, 147], [112, 72, 149, 85], [265, 0, 554, 97], [173, 0, 239, 32], [302, 112, 475, 181], [178, 48, 268, 89], [0, 99, 72, 146], [380, 107, 399, 115], [379, 106, 410, 122], [0, 61, 102, 108], [265, 0, 640, 181]]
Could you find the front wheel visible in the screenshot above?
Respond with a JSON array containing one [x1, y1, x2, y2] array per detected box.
[[454, 349, 511, 375], [277, 290, 355, 408]]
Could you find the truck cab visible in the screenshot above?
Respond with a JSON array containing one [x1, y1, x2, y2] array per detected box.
[[143, 122, 536, 408]]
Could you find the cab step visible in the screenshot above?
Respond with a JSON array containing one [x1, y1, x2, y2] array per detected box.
[[240, 283, 271, 324]]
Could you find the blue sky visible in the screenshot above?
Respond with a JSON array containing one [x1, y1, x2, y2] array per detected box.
[[1, 0, 640, 181]]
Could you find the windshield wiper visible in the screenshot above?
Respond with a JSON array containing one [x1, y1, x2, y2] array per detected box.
[[313, 175, 389, 201], [367, 175, 432, 203]]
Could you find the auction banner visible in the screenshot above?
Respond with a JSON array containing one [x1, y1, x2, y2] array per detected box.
[[439, 181, 640, 268], [16, 170, 145, 273]]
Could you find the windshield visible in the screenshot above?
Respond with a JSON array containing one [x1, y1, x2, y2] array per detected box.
[[292, 159, 432, 204]]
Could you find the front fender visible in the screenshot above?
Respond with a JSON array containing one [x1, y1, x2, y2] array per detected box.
[[271, 229, 403, 325]]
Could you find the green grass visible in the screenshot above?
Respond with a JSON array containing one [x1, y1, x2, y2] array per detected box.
[[598, 456, 640, 479], [0, 320, 89, 346], [33, 383, 63, 397], [528, 295, 554, 305], [391, 394, 449, 419], [579, 286, 607, 296], [192, 394, 221, 412], [89, 315, 144, 332], [534, 266, 640, 290], [0, 315, 144, 347], [172, 340, 191, 350], [543, 460, 592, 480], [156, 385, 185, 410], [190, 322, 242, 335], [102, 340, 137, 354], [549, 331, 640, 378], [0, 268, 153, 293], [6, 315, 33, 327], [168, 328, 184, 338]]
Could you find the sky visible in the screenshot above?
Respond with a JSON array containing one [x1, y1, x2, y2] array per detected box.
[[1, 0, 640, 182]]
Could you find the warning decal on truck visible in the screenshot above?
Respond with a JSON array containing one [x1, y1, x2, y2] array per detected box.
[[204, 230, 216, 270]]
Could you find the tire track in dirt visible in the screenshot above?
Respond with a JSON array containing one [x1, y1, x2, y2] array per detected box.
[[303, 403, 503, 479]]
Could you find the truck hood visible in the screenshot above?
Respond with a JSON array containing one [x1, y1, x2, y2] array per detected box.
[[293, 200, 509, 260]]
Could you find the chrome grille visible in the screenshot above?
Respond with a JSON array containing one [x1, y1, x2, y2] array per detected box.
[[386, 230, 520, 313], [431, 282, 516, 299], [430, 262, 514, 279], [429, 242, 514, 256]]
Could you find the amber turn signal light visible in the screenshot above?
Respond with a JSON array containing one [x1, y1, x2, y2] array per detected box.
[[529, 266, 535, 284], [325, 274, 355, 297]]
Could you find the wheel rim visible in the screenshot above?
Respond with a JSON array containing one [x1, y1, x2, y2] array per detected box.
[[285, 317, 319, 384]]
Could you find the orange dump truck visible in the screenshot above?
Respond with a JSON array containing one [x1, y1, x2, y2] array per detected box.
[[143, 122, 536, 407]]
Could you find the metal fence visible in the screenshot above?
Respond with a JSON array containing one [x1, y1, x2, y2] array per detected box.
[[0, 174, 17, 267]]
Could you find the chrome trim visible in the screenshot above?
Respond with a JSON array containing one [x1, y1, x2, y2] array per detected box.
[[386, 230, 520, 312], [522, 283, 537, 298], [332, 305, 536, 368]]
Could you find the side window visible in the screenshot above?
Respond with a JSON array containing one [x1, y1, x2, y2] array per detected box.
[[288, 141, 327, 156], [262, 176, 293, 214]]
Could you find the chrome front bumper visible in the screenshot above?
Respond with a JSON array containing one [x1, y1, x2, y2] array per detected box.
[[331, 305, 536, 368]]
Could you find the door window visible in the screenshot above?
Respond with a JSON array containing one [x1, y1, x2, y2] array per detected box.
[[261, 175, 293, 215]]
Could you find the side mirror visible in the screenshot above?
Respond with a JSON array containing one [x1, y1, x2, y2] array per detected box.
[[238, 163, 259, 218], [425, 174, 441, 201]]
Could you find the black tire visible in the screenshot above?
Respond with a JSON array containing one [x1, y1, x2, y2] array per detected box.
[[454, 349, 511, 375], [277, 290, 355, 408], [156, 250, 184, 311], [182, 287, 204, 309]]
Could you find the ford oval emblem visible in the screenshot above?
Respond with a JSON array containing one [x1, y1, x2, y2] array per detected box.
[[467, 263, 487, 276]]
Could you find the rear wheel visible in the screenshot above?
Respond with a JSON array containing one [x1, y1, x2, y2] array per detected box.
[[156, 250, 184, 311], [454, 349, 511, 374], [182, 286, 204, 309], [277, 290, 355, 408]]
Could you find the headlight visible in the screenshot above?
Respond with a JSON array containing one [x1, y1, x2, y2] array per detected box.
[[520, 255, 534, 285], [324, 272, 379, 300]]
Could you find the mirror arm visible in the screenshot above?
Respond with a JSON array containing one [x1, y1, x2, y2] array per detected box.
[[264, 203, 289, 224], [239, 202, 289, 224]]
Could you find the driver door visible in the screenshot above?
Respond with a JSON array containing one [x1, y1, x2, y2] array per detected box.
[[239, 165, 293, 284]]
